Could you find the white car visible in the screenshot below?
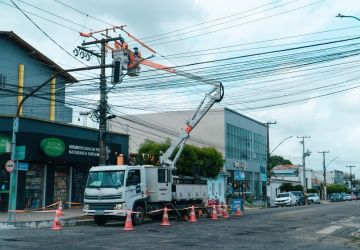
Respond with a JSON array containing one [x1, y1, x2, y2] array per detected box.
[[308, 193, 320, 204], [275, 192, 297, 206]]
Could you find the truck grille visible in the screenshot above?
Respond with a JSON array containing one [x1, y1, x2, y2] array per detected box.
[[88, 203, 116, 210], [85, 194, 122, 200]]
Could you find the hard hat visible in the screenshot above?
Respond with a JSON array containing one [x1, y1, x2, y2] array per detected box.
[[133, 47, 138, 50]]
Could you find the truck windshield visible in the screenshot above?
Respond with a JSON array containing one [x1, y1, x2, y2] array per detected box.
[[86, 171, 125, 188]]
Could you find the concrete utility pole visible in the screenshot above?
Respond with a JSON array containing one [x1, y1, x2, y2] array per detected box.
[[318, 151, 329, 200], [346, 165, 356, 191], [298, 136, 310, 193], [265, 121, 276, 205], [81, 36, 121, 165]]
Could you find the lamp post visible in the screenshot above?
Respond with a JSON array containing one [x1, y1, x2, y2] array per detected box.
[[336, 13, 360, 22], [8, 64, 114, 221], [270, 136, 293, 155]]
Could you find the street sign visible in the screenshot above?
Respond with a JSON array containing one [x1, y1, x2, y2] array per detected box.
[[15, 146, 26, 160], [17, 162, 29, 171], [5, 160, 15, 173]]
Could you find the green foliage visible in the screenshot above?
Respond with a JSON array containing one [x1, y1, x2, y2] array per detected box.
[[137, 139, 170, 165], [269, 155, 292, 170], [307, 188, 317, 193], [279, 183, 292, 192], [137, 139, 224, 178], [327, 184, 348, 194]]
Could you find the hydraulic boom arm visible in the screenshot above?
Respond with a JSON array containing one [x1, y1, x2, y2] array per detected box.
[[145, 60, 224, 170]]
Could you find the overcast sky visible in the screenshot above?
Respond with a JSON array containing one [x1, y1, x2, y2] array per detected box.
[[2, 0, 360, 177]]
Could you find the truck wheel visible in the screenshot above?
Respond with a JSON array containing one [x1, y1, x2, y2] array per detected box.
[[132, 206, 145, 226], [94, 215, 107, 225]]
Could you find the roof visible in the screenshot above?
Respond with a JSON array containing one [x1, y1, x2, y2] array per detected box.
[[0, 31, 77, 83], [272, 164, 299, 170]]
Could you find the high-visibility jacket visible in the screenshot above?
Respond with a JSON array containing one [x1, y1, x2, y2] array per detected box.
[[122, 42, 128, 50]]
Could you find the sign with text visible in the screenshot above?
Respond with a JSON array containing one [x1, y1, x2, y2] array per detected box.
[[17, 162, 29, 171]]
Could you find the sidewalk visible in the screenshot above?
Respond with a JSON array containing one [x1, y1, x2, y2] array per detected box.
[[0, 207, 92, 230]]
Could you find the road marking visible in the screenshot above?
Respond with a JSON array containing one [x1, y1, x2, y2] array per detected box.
[[277, 208, 316, 216], [317, 225, 343, 235]]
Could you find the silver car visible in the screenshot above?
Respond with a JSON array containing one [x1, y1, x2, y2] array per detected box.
[[308, 193, 320, 204]]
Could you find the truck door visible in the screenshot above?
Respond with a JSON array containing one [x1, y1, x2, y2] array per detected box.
[[125, 169, 142, 204], [158, 169, 171, 201]]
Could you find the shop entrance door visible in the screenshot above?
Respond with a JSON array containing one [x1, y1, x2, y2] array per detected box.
[[53, 167, 69, 206]]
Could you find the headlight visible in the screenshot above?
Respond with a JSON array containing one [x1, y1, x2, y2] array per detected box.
[[114, 203, 123, 210], [84, 204, 89, 210]]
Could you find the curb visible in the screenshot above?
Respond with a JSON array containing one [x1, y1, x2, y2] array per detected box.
[[0, 216, 94, 230]]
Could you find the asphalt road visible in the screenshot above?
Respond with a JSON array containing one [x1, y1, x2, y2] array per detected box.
[[1, 201, 359, 250]]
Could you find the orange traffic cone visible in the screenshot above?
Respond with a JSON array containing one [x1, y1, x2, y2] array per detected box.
[[52, 210, 62, 230], [189, 205, 197, 223], [235, 204, 243, 216], [217, 204, 223, 217], [160, 206, 170, 226], [124, 211, 134, 231], [210, 204, 218, 220], [222, 204, 229, 218]]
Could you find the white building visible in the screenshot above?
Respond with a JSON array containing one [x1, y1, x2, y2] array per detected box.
[[109, 107, 268, 201]]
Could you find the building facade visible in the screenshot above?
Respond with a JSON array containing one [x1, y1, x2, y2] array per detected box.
[[0, 31, 74, 123], [0, 116, 128, 211], [110, 107, 268, 201]]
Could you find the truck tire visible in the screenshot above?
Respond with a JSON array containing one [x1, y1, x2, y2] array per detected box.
[[132, 206, 145, 226], [94, 215, 108, 225]]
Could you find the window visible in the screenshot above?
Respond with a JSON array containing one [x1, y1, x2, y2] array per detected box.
[[126, 169, 141, 186], [158, 169, 166, 183]]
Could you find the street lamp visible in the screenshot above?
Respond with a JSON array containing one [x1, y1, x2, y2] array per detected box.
[[270, 136, 293, 155], [8, 64, 114, 222], [336, 13, 360, 22]]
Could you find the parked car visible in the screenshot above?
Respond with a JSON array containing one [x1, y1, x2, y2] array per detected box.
[[342, 193, 352, 201], [308, 193, 320, 204], [275, 192, 297, 207], [291, 191, 306, 205], [329, 193, 342, 202], [351, 194, 357, 201], [357, 194, 360, 200]]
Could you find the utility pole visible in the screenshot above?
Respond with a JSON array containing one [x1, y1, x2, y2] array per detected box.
[[298, 136, 310, 193], [81, 36, 121, 165], [346, 165, 356, 191], [265, 121, 276, 205], [318, 150, 329, 200]]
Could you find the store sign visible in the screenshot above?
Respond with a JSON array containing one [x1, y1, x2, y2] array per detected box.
[[0, 136, 11, 153], [40, 138, 65, 157]]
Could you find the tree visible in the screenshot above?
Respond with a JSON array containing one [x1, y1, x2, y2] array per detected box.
[[269, 155, 292, 171], [137, 139, 224, 178], [327, 184, 348, 194]]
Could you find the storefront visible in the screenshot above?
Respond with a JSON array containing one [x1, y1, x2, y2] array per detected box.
[[0, 116, 129, 211]]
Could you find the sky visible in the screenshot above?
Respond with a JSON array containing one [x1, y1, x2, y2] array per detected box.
[[1, 0, 360, 177]]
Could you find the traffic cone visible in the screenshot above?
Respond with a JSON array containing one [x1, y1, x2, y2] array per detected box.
[[235, 204, 243, 216], [217, 204, 223, 217], [57, 200, 64, 216], [210, 204, 218, 220], [189, 205, 197, 223], [222, 204, 229, 218], [52, 210, 62, 230], [160, 206, 170, 226], [123, 211, 134, 231]]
